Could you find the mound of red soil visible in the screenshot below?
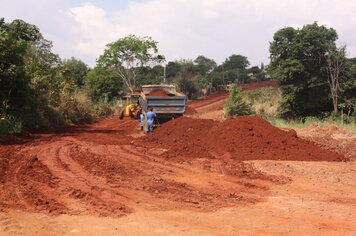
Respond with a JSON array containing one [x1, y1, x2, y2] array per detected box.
[[185, 107, 198, 115], [145, 116, 347, 162], [147, 90, 171, 97]]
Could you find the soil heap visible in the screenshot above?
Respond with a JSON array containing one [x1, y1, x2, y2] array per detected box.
[[147, 90, 171, 97], [145, 116, 347, 162]]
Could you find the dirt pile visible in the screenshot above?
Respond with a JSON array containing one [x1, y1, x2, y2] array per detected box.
[[147, 90, 171, 97], [145, 116, 347, 162], [0, 120, 283, 217], [296, 125, 356, 159], [185, 106, 198, 115]]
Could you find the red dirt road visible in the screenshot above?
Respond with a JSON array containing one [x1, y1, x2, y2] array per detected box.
[[0, 84, 355, 235], [1, 118, 278, 216]]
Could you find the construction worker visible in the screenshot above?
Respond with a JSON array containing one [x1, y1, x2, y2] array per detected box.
[[139, 111, 145, 130], [145, 108, 156, 134]]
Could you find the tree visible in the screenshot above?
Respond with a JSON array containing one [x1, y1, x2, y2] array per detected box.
[[136, 65, 164, 85], [62, 57, 89, 87], [25, 38, 63, 104], [98, 35, 165, 93], [325, 45, 347, 112], [85, 66, 123, 101], [223, 54, 250, 71], [176, 59, 196, 98], [247, 66, 262, 75], [268, 22, 338, 118], [193, 55, 217, 75], [165, 61, 181, 78], [0, 18, 42, 124]]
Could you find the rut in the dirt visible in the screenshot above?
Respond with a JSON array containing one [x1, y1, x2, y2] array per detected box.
[[1, 114, 345, 218], [0, 118, 285, 217]]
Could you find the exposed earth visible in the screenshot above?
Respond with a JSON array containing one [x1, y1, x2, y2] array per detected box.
[[0, 81, 355, 235]]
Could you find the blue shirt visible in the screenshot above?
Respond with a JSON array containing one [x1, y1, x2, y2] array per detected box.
[[146, 111, 156, 123]]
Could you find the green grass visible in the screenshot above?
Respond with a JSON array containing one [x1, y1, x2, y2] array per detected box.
[[267, 117, 356, 132], [238, 86, 356, 132], [241, 87, 281, 118]]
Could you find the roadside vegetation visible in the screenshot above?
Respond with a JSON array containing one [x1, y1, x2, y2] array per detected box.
[[236, 87, 356, 132], [0, 18, 268, 133], [225, 22, 355, 131], [1, 18, 355, 133]]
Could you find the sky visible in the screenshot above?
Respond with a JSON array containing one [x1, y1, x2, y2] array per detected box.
[[1, 0, 356, 68]]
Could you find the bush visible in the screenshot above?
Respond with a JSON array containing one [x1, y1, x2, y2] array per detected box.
[[225, 86, 253, 117], [242, 87, 281, 118], [85, 67, 123, 102], [0, 115, 23, 134]]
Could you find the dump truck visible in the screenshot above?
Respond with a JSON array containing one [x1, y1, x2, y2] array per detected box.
[[139, 84, 187, 119]]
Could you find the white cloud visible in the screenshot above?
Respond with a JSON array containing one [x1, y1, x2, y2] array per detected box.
[[1, 0, 356, 67]]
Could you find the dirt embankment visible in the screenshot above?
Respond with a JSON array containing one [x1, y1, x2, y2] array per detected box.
[[296, 125, 356, 159], [142, 116, 347, 162]]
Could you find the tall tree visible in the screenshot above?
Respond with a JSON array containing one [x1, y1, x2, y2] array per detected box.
[[268, 22, 338, 118], [223, 54, 250, 71], [176, 59, 196, 97], [85, 66, 123, 101], [98, 35, 165, 93], [193, 55, 217, 75], [62, 57, 89, 87], [0, 18, 41, 118], [325, 45, 347, 112], [165, 61, 181, 78], [222, 54, 250, 84]]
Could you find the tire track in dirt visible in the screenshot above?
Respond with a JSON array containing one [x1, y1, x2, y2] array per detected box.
[[34, 139, 130, 216], [1, 116, 288, 218], [0, 214, 25, 235]]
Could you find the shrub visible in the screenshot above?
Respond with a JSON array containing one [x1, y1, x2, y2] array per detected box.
[[0, 115, 23, 134], [225, 86, 253, 117], [242, 87, 281, 118]]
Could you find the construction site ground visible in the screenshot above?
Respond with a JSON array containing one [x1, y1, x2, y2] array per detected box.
[[0, 82, 355, 236]]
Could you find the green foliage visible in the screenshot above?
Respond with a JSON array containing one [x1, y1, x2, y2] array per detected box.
[[0, 18, 101, 132], [166, 61, 181, 78], [85, 66, 123, 102], [193, 55, 217, 75], [342, 58, 356, 114], [223, 54, 250, 71], [98, 35, 165, 92], [62, 57, 89, 87], [225, 86, 253, 117], [242, 87, 281, 118], [174, 59, 197, 98], [268, 22, 342, 118], [0, 115, 22, 134], [268, 116, 355, 132], [0, 18, 43, 129], [177, 78, 197, 98], [136, 65, 164, 85]]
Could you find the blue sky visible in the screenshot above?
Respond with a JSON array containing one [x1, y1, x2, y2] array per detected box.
[[1, 0, 355, 68]]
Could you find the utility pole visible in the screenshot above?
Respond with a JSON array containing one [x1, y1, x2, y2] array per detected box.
[[163, 65, 166, 83]]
